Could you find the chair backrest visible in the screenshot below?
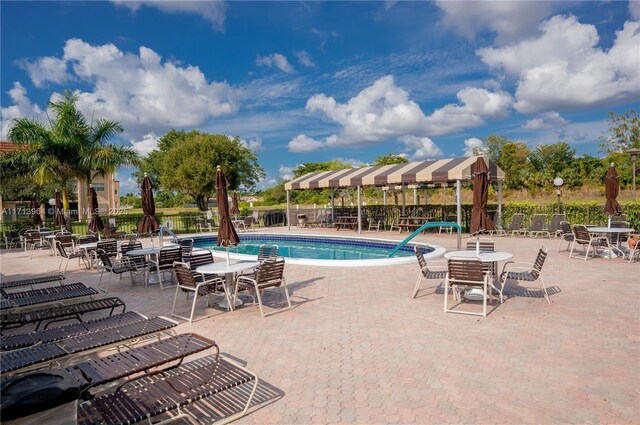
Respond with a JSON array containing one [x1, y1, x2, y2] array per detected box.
[[121, 241, 143, 256], [174, 262, 197, 289], [465, 238, 494, 251], [178, 239, 194, 261], [96, 249, 113, 268], [414, 246, 427, 270], [507, 214, 524, 230], [24, 231, 40, 243], [548, 214, 565, 234], [97, 239, 118, 257], [531, 247, 548, 279], [188, 250, 215, 271], [158, 246, 182, 266], [78, 235, 97, 244], [258, 244, 279, 262], [255, 257, 286, 289], [610, 221, 630, 228], [611, 214, 627, 222], [529, 214, 546, 231], [560, 221, 572, 236], [55, 234, 74, 249], [447, 258, 485, 287], [572, 225, 591, 243], [56, 241, 70, 258]]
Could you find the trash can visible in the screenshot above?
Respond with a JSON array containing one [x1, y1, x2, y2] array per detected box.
[[297, 214, 307, 228]]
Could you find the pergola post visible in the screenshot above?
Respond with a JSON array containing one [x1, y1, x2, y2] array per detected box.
[[497, 180, 503, 227], [357, 184, 362, 234], [383, 189, 387, 206], [330, 189, 335, 220], [401, 184, 406, 215], [456, 180, 461, 228], [413, 187, 418, 205], [286, 190, 291, 231]]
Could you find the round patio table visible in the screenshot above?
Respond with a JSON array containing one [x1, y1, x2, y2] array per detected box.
[[125, 247, 161, 284], [443, 250, 513, 298], [586, 227, 633, 258], [196, 261, 260, 310]]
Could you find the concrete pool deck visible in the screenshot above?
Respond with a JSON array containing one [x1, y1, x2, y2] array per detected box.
[[1, 227, 638, 424]]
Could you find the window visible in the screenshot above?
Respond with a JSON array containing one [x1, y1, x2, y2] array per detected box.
[[93, 183, 105, 191], [114, 189, 118, 195]]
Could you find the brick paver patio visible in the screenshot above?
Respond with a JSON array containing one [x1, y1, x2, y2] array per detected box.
[[1, 227, 638, 424]]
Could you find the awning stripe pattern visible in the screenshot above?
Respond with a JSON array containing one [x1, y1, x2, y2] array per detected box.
[[284, 156, 505, 190]]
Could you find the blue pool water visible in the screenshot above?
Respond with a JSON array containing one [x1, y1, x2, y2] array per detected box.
[[191, 234, 420, 260]]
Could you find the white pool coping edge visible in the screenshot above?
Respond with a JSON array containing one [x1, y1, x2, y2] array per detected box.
[[189, 232, 446, 267]]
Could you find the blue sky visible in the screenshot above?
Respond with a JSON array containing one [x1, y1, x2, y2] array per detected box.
[[2, 1, 639, 194]]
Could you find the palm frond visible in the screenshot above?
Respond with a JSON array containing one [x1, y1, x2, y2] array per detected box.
[[7, 118, 52, 145], [91, 119, 124, 144]]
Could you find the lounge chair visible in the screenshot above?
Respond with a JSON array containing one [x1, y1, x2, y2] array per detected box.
[[172, 262, 230, 322], [444, 257, 491, 317], [411, 246, 446, 298], [548, 214, 565, 238], [0, 297, 126, 331], [525, 214, 551, 238], [569, 225, 609, 260], [1, 282, 98, 310], [236, 257, 292, 318], [556, 221, 574, 252], [0, 274, 65, 290], [500, 246, 550, 304], [1, 315, 178, 375], [505, 213, 525, 236]]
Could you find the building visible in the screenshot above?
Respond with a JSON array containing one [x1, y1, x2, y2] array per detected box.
[[0, 142, 120, 221]]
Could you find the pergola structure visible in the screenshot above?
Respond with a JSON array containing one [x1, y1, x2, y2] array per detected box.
[[284, 156, 505, 233]]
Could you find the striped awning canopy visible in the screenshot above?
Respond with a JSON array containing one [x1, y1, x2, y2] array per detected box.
[[285, 156, 504, 190]]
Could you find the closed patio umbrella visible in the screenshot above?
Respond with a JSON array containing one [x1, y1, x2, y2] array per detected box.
[[216, 165, 239, 265], [138, 173, 159, 235], [470, 156, 495, 235], [30, 193, 42, 226], [230, 192, 240, 218], [604, 164, 622, 227], [54, 190, 65, 227], [87, 185, 104, 234]]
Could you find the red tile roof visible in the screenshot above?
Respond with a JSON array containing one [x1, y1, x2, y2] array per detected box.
[[0, 141, 28, 155]]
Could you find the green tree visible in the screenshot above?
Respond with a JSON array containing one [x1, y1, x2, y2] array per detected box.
[[292, 160, 351, 178], [7, 91, 140, 216], [600, 110, 640, 153], [527, 142, 576, 188], [372, 153, 408, 166], [480, 135, 509, 164], [159, 132, 264, 211], [500, 142, 532, 190]]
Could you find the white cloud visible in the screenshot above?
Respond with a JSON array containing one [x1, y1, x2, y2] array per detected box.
[[111, 0, 227, 32], [463, 137, 485, 156], [237, 136, 263, 151], [630, 0, 640, 20], [279, 165, 294, 180], [256, 53, 294, 73], [294, 50, 315, 68], [522, 111, 567, 130], [399, 135, 444, 160], [0, 82, 47, 139], [287, 134, 328, 153], [20, 56, 70, 87], [478, 16, 640, 114], [130, 133, 159, 156], [6, 39, 239, 141], [436, 0, 552, 44]]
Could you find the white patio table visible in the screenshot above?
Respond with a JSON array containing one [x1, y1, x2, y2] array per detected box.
[[196, 260, 260, 310]]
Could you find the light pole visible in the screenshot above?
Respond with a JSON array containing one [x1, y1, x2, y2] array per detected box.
[[626, 148, 640, 202], [553, 177, 564, 214]]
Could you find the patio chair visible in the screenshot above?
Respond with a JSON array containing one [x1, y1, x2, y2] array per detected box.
[[627, 234, 640, 263], [4, 230, 22, 249], [500, 246, 550, 304], [96, 239, 118, 260], [444, 257, 491, 317], [57, 241, 90, 274], [172, 262, 230, 322], [236, 257, 292, 318], [505, 213, 525, 236], [187, 250, 217, 281], [411, 246, 446, 298], [609, 221, 631, 250], [243, 216, 257, 231], [525, 214, 551, 238], [179, 238, 194, 262], [120, 240, 148, 269], [23, 230, 45, 252], [96, 249, 146, 292], [465, 237, 495, 276], [569, 225, 609, 260], [548, 214, 565, 238], [149, 245, 182, 290], [556, 221, 574, 252]]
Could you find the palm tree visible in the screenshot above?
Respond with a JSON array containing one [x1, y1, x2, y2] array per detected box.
[[7, 91, 141, 220]]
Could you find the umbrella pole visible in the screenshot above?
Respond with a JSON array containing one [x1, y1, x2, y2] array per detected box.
[[608, 215, 611, 229], [226, 246, 230, 266]]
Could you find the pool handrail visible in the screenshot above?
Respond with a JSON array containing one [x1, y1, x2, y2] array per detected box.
[[387, 221, 461, 257]]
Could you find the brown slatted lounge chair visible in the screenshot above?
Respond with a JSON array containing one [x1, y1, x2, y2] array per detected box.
[[76, 355, 258, 425], [505, 213, 525, 236], [411, 246, 446, 299], [236, 257, 292, 318], [97, 249, 147, 293], [172, 262, 229, 322], [548, 214, 565, 238], [444, 257, 491, 317], [525, 214, 551, 238], [0, 297, 126, 332], [1, 311, 145, 351], [1, 316, 178, 375], [1, 282, 98, 310], [0, 274, 65, 290], [570, 225, 609, 260], [500, 246, 550, 304]]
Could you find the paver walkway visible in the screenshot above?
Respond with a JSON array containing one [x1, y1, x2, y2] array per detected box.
[[1, 227, 638, 424]]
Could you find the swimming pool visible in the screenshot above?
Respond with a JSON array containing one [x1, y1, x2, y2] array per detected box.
[[189, 233, 445, 267]]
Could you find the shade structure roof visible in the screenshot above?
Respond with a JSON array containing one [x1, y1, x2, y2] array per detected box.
[[285, 156, 504, 190]]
